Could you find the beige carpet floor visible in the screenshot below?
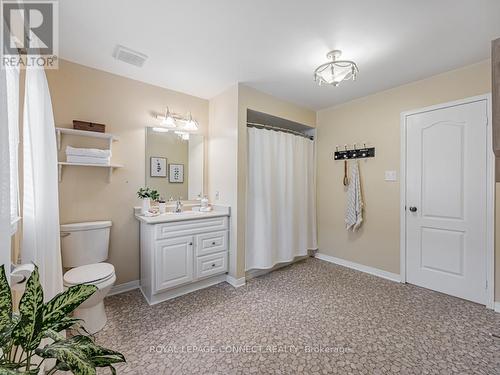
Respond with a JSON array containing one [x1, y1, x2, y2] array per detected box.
[[96, 258, 500, 374]]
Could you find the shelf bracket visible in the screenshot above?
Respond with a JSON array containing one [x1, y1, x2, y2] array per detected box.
[[56, 129, 61, 151], [58, 164, 62, 183]]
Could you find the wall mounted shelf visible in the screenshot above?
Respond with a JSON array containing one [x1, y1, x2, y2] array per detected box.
[[58, 162, 123, 183], [55, 127, 123, 183], [55, 127, 119, 150]]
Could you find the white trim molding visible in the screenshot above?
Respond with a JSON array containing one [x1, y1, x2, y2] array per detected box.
[[494, 302, 500, 314], [108, 280, 140, 296], [315, 253, 401, 283], [226, 274, 246, 288], [400, 94, 495, 309]]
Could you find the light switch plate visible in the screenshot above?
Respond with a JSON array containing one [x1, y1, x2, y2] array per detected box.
[[385, 170, 397, 182]]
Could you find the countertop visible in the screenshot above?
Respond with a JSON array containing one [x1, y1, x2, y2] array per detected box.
[[134, 205, 230, 224]]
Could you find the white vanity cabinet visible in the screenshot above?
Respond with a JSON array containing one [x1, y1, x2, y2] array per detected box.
[[136, 209, 230, 305]]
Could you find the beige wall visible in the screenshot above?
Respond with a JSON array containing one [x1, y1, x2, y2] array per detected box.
[[207, 85, 239, 277], [47, 60, 209, 285], [316, 60, 500, 300]]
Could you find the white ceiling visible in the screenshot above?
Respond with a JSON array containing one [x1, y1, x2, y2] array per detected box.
[[59, 0, 500, 110]]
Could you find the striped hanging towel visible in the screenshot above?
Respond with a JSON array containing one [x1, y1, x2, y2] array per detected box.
[[345, 160, 363, 231]]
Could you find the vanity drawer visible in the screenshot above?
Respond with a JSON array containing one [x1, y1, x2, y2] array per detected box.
[[195, 252, 227, 280], [196, 231, 228, 256], [155, 216, 228, 240]]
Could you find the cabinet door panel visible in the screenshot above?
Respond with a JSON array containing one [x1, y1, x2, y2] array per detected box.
[[154, 236, 193, 292]]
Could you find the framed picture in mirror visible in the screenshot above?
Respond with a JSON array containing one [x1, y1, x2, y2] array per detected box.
[[169, 163, 184, 183], [150, 157, 167, 177]]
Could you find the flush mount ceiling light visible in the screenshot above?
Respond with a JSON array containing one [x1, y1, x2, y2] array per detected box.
[[314, 50, 359, 87], [156, 108, 199, 132]]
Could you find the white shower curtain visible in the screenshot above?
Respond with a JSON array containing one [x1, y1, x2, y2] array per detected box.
[[246, 127, 317, 270], [22, 67, 63, 301]]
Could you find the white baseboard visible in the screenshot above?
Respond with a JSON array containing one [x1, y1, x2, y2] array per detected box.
[[226, 274, 246, 288], [108, 280, 140, 296], [315, 253, 401, 283], [494, 302, 500, 313]]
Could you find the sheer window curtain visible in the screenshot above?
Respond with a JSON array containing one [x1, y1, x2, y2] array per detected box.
[[22, 66, 63, 301], [0, 64, 12, 271], [246, 127, 317, 270], [7, 66, 20, 235]]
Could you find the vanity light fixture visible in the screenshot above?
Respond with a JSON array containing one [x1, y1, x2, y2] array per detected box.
[[160, 107, 176, 128], [183, 112, 199, 131], [314, 50, 358, 87], [155, 108, 199, 132]]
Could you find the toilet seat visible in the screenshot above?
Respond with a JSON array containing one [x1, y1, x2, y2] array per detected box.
[[64, 262, 115, 286]]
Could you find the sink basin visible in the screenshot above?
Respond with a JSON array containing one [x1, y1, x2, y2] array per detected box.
[[164, 211, 199, 215]]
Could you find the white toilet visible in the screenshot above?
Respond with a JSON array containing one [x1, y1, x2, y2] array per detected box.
[[60, 221, 116, 334]]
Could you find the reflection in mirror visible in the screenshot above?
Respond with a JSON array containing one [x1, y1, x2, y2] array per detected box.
[[145, 127, 204, 201]]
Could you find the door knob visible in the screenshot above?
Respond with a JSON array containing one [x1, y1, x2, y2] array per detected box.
[[409, 206, 418, 212]]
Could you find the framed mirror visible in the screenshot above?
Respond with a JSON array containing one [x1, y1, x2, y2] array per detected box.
[[145, 127, 204, 201]]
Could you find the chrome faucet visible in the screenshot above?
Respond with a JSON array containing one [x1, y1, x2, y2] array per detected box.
[[175, 198, 183, 213]]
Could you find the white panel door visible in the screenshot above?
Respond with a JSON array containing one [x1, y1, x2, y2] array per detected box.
[[406, 100, 488, 304], [154, 236, 194, 292]]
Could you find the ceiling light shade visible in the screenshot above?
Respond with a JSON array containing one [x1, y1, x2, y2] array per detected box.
[[183, 112, 198, 131], [314, 50, 358, 87]]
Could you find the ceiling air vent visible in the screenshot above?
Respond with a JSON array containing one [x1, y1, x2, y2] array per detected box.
[[112, 45, 148, 67]]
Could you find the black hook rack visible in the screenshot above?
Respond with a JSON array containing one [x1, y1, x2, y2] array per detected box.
[[334, 145, 375, 160]]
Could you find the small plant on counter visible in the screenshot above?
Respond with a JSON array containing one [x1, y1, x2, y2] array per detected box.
[[136, 187, 159, 202], [0, 265, 125, 374]]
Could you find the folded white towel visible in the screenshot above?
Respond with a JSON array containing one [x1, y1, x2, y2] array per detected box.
[[65, 146, 111, 158], [345, 160, 363, 231], [66, 155, 110, 165]]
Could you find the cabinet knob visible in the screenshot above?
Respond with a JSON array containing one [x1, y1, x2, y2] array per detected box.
[[409, 206, 418, 213], [189, 242, 193, 246], [212, 241, 216, 246], [211, 263, 216, 267]]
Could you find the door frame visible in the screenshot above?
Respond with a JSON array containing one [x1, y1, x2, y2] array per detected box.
[[400, 94, 495, 309]]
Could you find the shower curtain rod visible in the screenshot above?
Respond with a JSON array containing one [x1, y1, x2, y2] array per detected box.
[[246, 122, 313, 139]]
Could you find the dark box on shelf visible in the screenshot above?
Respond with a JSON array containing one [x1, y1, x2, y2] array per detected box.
[[73, 120, 106, 133]]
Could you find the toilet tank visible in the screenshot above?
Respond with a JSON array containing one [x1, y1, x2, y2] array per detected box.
[[60, 221, 112, 268]]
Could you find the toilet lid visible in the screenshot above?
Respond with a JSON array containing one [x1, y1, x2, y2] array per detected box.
[[64, 263, 115, 285]]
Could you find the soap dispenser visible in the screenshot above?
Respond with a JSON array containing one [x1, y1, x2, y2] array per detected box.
[[200, 195, 211, 212]]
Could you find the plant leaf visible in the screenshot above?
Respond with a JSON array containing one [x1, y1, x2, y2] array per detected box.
[[0, 315, 19, 351], [0, 265, 12, 331], [42, 284, 97, 332], [35, 340, 96, 375], [0, 367, 20, 375], [68, 336, 126, 367], [11, 266, 44, 351], [47, 316, 83, 333], [42, 328, 65, 342], [0, 366, 39, 375]]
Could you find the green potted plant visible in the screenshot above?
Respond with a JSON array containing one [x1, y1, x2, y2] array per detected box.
[[137, 187, 159, 214], [0, 265, 125, 374]]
